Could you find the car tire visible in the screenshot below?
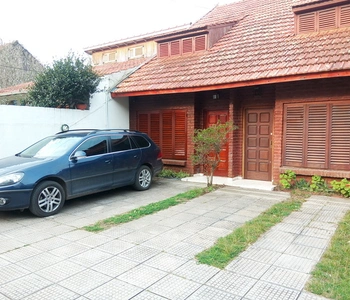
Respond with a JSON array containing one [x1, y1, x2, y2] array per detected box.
[[133, 165, 152, 191], [29, 181, 65, 217]]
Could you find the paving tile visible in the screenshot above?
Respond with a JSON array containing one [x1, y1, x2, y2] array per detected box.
[[99, 225, 135, 238], [91, 256, 138, 277], [142, 235, 180, 250], [211, 220, 239, 230], [183, 233, 218, 248], [252, 237, 293, 253], [226, 257, 271, 279], [0, 245, 42, 263], [261, 266, 310, 290], [58, 269, 112, 295], [240, 247, 282, 264], [35, 260, 86, 282], [272, 222, 305, 234], [119, 245, 161, 263], [97, 238, 135, 254], [84, 278, 142, 299], [293, 235, 330, 249], [20, 252, 63, 272], [166, 241, 205, 258], [120, 230, 156, 244], [273, 254, 317, 273], [243, 280, 300, 300], [284, 244, 324, 260], [24, 284, 79, 300], [0, 264, 31, 285], [31, 236, 72, 251], [198, 226, 232, 238], [207, 270, 257, 297], [298, 291, 330, 299], [131, 290, 168, 299], [68, 248, 113, 267], [76, 234, 114, 247], [58, 229, 93, 241], [301, 227, 335, 239], [139, 224, 172, 235], [144, 252, 188, 272], [1, 274, 53, 299], [148, 274, 201, 300], [172, 260, 220, 284], [0, 238, 26, 254], [118, 264, 167, 288], [49, 242, 91, 258], [187, 285, 241, 299]]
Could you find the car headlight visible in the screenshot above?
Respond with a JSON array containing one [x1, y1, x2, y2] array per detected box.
[[0, 173, 24, 187]]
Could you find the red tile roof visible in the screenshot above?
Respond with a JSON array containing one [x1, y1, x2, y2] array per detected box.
[[112, 0, 350, 96], [0, 82, 33, 96], [93, 57, 151, 76]]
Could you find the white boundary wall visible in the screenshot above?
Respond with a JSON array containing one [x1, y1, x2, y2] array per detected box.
[[0, 76, 129, 158]]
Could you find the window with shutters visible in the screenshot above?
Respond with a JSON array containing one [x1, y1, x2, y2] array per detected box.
[[296, 4, 350, 34], [157, 35, 207, 57], [137, 110, 187, 160], [283, 102, 350, 170], [128, 46, 144, 59]]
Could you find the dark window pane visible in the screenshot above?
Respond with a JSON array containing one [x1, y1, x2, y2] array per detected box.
[[132, 136, 150, 148], [111, 135, 131, 152], [76, 137, 107, 157]]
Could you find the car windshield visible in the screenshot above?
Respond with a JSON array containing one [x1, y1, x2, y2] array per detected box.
[[18, 136, 83, 158]]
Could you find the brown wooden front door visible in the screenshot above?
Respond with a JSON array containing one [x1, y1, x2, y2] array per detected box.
[[245, 109, 273, 181], [205, 110, 228, 177]]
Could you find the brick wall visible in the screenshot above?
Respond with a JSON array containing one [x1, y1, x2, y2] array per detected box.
[[275, 77, 350, 182]]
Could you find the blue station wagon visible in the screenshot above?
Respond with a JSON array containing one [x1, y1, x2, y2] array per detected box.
[[0, 129, 163, 217]]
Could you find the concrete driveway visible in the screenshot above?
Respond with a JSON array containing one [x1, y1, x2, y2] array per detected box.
[[0, 178, 349, 299]]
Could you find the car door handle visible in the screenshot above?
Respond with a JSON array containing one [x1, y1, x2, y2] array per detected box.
[[105, 159, 112, 164]]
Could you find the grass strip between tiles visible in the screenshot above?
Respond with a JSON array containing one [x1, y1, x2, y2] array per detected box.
[[83, 186, 216, 232], [306, 210, 350, 300], [196, 191, 306, 269]]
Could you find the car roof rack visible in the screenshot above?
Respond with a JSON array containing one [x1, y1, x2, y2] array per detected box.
[[56, 129, 141, 135]]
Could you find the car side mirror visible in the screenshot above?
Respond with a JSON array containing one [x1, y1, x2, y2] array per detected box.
[[72, 150, 86, 160]]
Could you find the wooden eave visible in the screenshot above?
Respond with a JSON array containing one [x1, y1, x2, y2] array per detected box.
[[111, 70, 350, 98], [293, 0, 350, 13]]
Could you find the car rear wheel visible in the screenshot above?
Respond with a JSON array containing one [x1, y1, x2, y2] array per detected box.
[[133, 165, 152, 191], [29, 181, 65, 217]]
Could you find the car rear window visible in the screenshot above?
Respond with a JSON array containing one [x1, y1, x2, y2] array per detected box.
[[131, 136, 150, 148]]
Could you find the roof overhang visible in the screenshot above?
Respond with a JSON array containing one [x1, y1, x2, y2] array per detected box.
[[111, 70, 350, 98]]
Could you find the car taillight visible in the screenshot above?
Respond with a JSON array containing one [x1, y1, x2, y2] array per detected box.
[[157, 150, 163, 160]]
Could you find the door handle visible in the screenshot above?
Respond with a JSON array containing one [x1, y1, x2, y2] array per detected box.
[[105, 159, 112, 164]]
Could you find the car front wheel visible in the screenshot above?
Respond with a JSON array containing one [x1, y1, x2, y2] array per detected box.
[[133, 166, 152, 191], [29, 181, 65, 217]]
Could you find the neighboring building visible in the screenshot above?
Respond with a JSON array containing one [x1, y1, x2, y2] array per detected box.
[[0, 82, 32, 105], [98, 0, 350, 184], [0, 41, 44, 89]]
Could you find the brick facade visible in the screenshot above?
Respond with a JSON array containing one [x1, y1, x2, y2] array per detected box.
[[130, 77, 350, 183]]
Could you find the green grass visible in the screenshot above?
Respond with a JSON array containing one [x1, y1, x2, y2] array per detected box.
[[196, 196, 304, 269], [306, 211, 350, 300], [84, 187, 214, 232]]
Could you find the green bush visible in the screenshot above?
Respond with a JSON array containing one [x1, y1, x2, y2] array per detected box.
[[279, 170, 296, 189], [331, 178, 350, 198], [157, 168, 190, 179], [295, 178, 310, 190], [310, 175, 329, 193]]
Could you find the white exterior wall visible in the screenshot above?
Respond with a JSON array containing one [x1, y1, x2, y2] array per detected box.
[[0, 74, 129, 158]]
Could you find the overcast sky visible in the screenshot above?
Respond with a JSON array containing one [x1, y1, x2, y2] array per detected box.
[[1, 0, 234, 65]]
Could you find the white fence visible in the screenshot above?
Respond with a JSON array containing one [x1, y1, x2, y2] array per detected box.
[[0, 95, 129, 158]]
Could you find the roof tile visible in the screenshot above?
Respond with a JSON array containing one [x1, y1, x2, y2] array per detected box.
[[114, 0, 350, 94]]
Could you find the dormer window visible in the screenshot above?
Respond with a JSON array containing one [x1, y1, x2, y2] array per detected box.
[[159, 35, 207, 57], [102, 52, 117, 64], [128, 46, 144, 59], [294, 2, 350, 34]]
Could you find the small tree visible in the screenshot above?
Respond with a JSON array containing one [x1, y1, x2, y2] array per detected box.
[[27, 52, 100, 108], [192, 121, 238, 187]]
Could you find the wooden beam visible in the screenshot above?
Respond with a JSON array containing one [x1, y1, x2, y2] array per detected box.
[[111, 70, 350, 98]]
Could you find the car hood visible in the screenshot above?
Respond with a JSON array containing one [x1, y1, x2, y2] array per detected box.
[[0, 155, 54, 176]]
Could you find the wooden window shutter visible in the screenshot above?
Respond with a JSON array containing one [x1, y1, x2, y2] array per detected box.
[[305, 104, 327, 168], [284, 105, 304, 167], [174, 111, 186, 159], [340, 5, 350, 27], [298, 12, 316, 33], [138, 114, 149, 134], [195, 35, 206, 51], [159, 43, 169, 57], [161, 112, 173, 158], [330, 104, 350, 170], [170, 41, 180, 56], [150, 113, 160, 146], [182, 38, 193, 53], [318, 8, 337, 30]]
